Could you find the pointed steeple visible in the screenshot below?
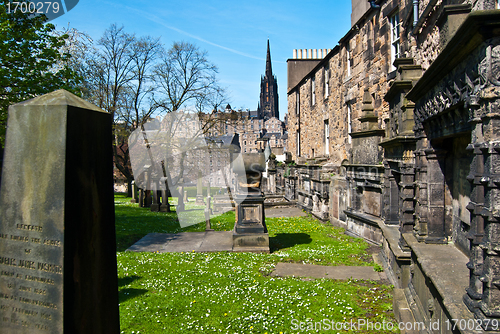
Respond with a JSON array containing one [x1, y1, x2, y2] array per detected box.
[[265, 39, 272, 77], [258, 39, 279, 120]]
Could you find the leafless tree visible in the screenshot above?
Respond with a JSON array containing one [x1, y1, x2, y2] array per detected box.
[[154, 41, 226, 114], [150, 42, 228, 196], [81, 24, 162, 195]]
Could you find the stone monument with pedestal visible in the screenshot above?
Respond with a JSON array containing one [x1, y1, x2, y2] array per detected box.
[[232, 153, 269, 253]]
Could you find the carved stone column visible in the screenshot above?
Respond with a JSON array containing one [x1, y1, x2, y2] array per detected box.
[[399, 164, 415, 250], [465, 104, 500, 328], [464, 143, 485, 314], [414, 137, 429, 241]]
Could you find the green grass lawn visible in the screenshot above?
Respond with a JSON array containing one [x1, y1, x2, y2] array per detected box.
[[115, 193, 397, 333]]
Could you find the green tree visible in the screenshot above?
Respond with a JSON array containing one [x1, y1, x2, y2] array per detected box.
[[0, 1, 80, 147]]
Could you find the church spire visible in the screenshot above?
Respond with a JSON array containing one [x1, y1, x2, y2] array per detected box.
[[258, 39, 279, 120], [265, 39, 272, 77]]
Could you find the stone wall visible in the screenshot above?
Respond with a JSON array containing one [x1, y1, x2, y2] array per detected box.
[[286, 0, 500, 331]]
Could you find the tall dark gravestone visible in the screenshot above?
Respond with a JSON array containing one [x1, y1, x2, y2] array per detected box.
[[0, 90, 120, 333]]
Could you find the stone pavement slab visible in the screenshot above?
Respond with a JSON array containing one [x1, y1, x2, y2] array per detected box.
[[270, 262, 383, 281], [198, 231, 233, 252], [127, 231, 233, 253], [127, 206, 306, 253], [265, 207, 307, 218]]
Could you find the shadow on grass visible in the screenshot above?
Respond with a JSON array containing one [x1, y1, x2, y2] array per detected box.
[[119, 288, 149, 303], [270, 233, 312, 252], [118, 276, 148, 303], [118, 275, 141, 287]]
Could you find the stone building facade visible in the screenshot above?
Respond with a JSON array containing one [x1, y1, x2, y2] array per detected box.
[[196, 40, 286, 155], [200, 107, 286, 154], [285, 0, 500, 331]]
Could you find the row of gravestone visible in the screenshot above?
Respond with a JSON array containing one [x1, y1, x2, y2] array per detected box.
[[130, 180, 213, 213]]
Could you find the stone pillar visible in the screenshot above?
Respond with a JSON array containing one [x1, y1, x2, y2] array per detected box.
[[399, 164, 415, 250], [206, 195, 212, 215], [464, 97, 500, 328], [268, 172, 276, 194], [0, 90, 119, 333], [205, 208, 213, 231], [475, 142, 500, 328], [130, 180, 138, 203], [138, 188, 145, 208], [464, 143, 485, 314], [176, 183, 184, 212], [207, 180, 211, 200], [196, 171, 205, 205], [143, 165, 152, 208], [414, 138, 429, 241], [183, 190, 188, 204], [159, 177, 170, 212], [150, 179, 160, 212]]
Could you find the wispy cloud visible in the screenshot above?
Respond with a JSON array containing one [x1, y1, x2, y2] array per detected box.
[[105, 1, 268, 62]]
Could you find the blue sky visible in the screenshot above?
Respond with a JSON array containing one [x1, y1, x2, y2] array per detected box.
[[53, 0, 353, 120]]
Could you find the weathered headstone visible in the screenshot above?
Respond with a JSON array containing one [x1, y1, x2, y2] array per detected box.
[[204, 208, 213, 231], [195, 172, 205, 205], [150, 181, 160, 212], [138, 188, 145, 207], [143, 166, 152, 208], [0, 90, 120, 333], [176, 184, 184, 212], [159, 177, 170, 212], [206, 196, 212, 215], [130, 180, 138, 203]]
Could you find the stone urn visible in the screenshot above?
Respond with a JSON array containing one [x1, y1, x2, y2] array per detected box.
[[231, 152, 266, 196], [231, 153, 269, 253]]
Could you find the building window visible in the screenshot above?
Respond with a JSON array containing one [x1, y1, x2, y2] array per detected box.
[[390, 11, 401, 71], [324, 65, 329, 98], [347, 104, 352, 144], [324, 120, 329, 155], [312, 76, 316, 106]]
